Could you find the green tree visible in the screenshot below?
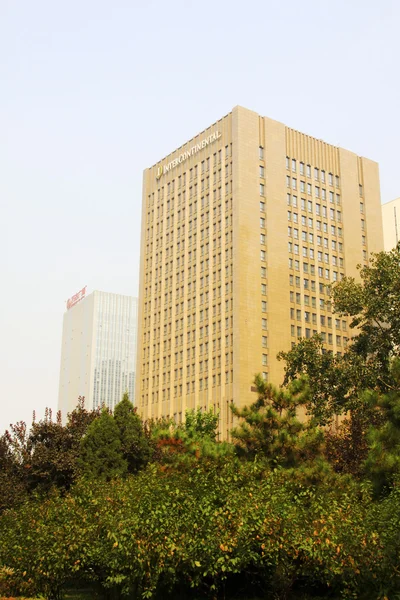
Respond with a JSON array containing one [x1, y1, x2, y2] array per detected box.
[[332, 243, 400, 390], [79, 408, 127, 479], [113, 392, 153, 473], [363, 359, 400, 495], [183, 407, 219, 440], [279, 245, 400, 423], [231, 375, 325, 472]]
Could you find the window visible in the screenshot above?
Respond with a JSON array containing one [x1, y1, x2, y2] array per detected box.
[[329, 173, 333, 185], [260, 183, 265, 196], [314, 167, 319, 180], [292, 178, 297, 190], [259, 165, 265, 178], [300, 162, 305, 175], [259, 146, 264, 159], [261, 266, 266, 277], [260, 217, 265, 228], [262, 354, 268, 366], [262, 301, 267, 312], [260, 201, 265, 212], [286, 175, 290, 187], [359, 184, 363, 196], [261, 250, 266, 261], [335, 175, 340, 187], [307, 183, 312, 195], [321, 170, 325, 183], [286, 157, 290, 169], [292, 158, 296, 172], [262, 318, 267, 329], [315, 186, 320, 198], [300, 181, 305, 193], [308, 200, 313, 212], [260, 233, 266, 244], [262, 335, 267, 348], [306, 164, 311, 177]]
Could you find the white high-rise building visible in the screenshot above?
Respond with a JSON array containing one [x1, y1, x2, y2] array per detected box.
[[58, 289, 138, 416], [382, 198, 400, 250]]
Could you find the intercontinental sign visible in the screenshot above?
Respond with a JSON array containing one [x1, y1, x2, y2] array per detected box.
[[156, 131, 221, 179]]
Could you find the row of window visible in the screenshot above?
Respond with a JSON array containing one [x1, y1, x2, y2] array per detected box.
[[285, 177, 341, 199], [288, 228, 343, 251], [291, 326, 347, 346], [285, 157, 340, 187], [287, 259, 343, 281]]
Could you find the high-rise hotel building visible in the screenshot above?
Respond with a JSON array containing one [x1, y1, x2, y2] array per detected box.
[[58, 290, 138, 416], [136, 106, 383, 438]]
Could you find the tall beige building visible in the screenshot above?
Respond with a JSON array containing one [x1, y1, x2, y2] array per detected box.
[[136, 106, 384, 438], [58, 290, 138, 416], [382, 197, 400, 250]]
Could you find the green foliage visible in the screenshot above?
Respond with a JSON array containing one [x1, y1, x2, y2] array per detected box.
[[0, 399, 100, 512], [153, 409, 233, 469], [332, 243, 400, 388], [279, 245, 400, 424], [113, 392, 153, 473], [0, 461, 396, 600], [231, 375, 325, 473], [363, 359, 400, 495], [79, 409, 127, 480], [278, 335, 367, 424], [183, 407, 219, 440]]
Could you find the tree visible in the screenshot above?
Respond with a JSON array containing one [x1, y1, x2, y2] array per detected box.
[[331, 244, 400, 390], [113, 392, 153, 473], [231, 375, 325, 472], [79, 408, 127, 479], [363, 359, 400, 495], [183, 407, 219, 440], [279, 245, 400, 423]]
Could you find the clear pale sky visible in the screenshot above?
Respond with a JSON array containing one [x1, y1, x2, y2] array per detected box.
[[1, 0, 399, 433]]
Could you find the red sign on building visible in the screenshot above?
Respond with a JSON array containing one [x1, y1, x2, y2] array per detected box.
[[66, 286, 87, 310]]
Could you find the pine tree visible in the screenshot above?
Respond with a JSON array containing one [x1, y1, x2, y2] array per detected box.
[[79, 409, 127, 479], [364, 358, 400, 495], [113, 393, 152, 473], [231, 375, 324, 469]]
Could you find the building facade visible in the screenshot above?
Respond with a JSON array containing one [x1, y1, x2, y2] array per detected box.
[[58, 290, 138, 416], [382, 197, 400, 250], [136, 106, 384, 439]]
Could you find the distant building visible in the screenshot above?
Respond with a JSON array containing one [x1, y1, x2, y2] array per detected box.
[[58, 289, 138, 416], [382, 198, 400, 250], [136, 105, 384, 439]]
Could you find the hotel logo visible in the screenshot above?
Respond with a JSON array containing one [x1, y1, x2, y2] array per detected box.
[[155, 131, 221, 179]]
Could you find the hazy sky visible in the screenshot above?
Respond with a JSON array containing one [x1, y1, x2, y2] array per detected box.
[[1, 0, 399, 433]]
